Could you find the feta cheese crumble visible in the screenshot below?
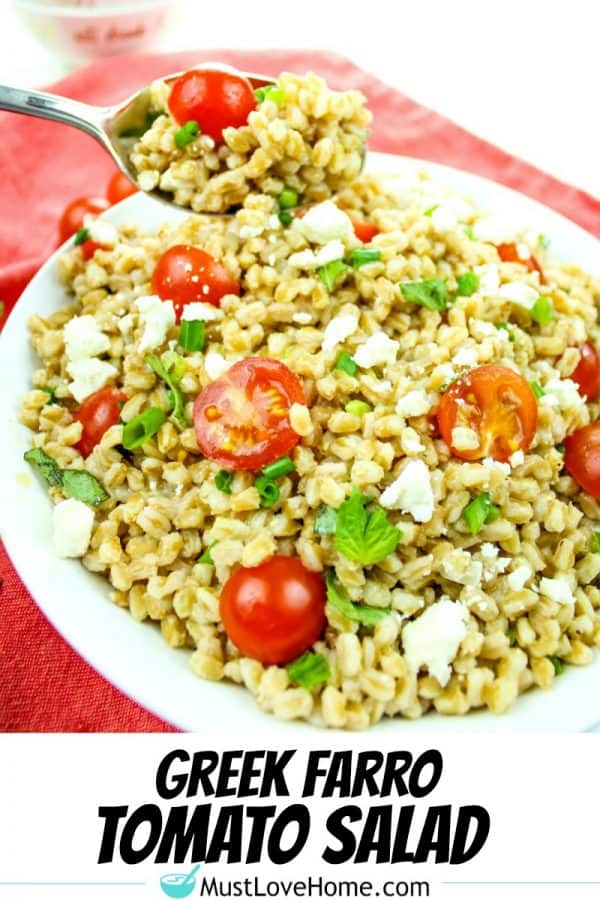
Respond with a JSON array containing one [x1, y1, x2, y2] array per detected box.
[[379, 459, 435, 523], [52, 498, 95, 558], [395, 389, 431, 417], [82, 214, 119, 248], [452, 346, 478, 368], [540, 378, 585, 409], [204, 351, 231, 381], [288, 239, 346, 270], [402, 599, 468, 686], [322, 314, 358, 352], [135, 295, 175, 352], [64, 315, 110, 362], [507, 563, 533, 592], [296, 200, 354, 244], [509, 450, 525, 467], [353, 332, 399, 368], [66, 358, 118, 403], [451, 426, 480, 452], [180, 302, 221, 322], [498, 282, 539, 310], [539, 576, 576, 606], [441, 549, 483, 587]]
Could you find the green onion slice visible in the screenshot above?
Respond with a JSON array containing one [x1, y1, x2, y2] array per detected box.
[[174, 120, 200, 148], [456, 271, 479, 297], [122, 407, 166, 450], [462, 492, 500, 535], [591, 531, 600, 553], [215, 470, 234, 494], [261, 455, 295, 480], [255, 85, 285, 104], [277, 188, 299, 210], [198, 542, 217, 565], [345, 399, 371, 416], [530, 296, 553, 325], [335, 352, 357, 377], [530, 381, 545, 399], [255, 475, 280, 508], [317, 259, 349, 292], [345, 248, 381, 268], [179, 319, 205, 352], [74, 227, 90, 246]]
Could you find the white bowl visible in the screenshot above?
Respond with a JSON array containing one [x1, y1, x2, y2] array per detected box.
[[12, 0, 176, 60], [2, 152, 600, 734]]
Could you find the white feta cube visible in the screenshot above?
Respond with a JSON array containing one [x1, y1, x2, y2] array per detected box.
[[64, 315, 110, 362], [498, 282, 539, 310], [67, 358, 118, 403], [540, 378, 585, 409], [379, 459, 435, 523], [509, 450, 525, 467], [83, 214, 119, 248], [401, 599, 468, 686], [180, 302, 221, 322], [452, 346, 478, 368], [135, 295, 175, 352], [296, 200, 354, 244], [322, 314, 358, 353], [441, 549, 483, 587], [353, 332, 399, 368], [52, 498, 95, 558], [507, 563, 532, 592], [395, 388, 431, 417], [539, 575, 575, 606], [204, 351, 232, 381], [477, 264, 500, 297]]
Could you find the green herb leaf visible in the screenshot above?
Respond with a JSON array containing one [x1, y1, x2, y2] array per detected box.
[[174, 120, 200, 148], [530, 381, 545, 399], [326, 571, 391, 625], [344, 399, 371, 416], [316, 259, 349, 292], [423, 204, 439, 217], [334, 489, 401, 566], [179, 319, 205, 352], [549, 655, 565, 676], [495, 322, 515, 342], [400, 278, 450, 312], [277, 188, 298, 210], [261, 456, 295, 480], [24, 448, 63, 487], [287, 651, 331, 689], [146, 354, 187, 428], [345, 248, 381, 268], [456, 271, 480, 297], [198, 542, 217, 565], [74, 227, 90, 246], [314, 503, 338, 536], [255, 475, 280, 508], [254, 85, 285, 104], [278, 210, 293, 226], [462, 492, 500, 535], [61, 469, 109, 507], [538, 233, 551, 251], [464, 225, 475, 240], [215, 470, 234, 494], [506, 623, 517, 646], [335, 352, 357, 377], [122, 407, 166, 450], [556, 443, 565, 455], [530, 296, 553, 325], [591, 531, 600, 553], [40, 386, 58, 405]]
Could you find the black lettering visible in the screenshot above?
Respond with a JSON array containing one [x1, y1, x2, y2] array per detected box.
[[267, 804, 310, 864], [409, 750, 443, 798], [450, 806, 490, 864], [261, 750, 295, 797], [302, 751, 331, 797], [246, 806, 277, 863], [215, 752, 243, 797], [355, 805, 392, 863], [120, 804, 163, 864], [391, 805, 415, 862], [239, 752, 266, 797], [206, 805, 244, 863], [97, 806, 128, 863], [187, 752, 219, 797], [351, 753, 384, 798], [413, 805, 451, 863], [381, 752, 413, 797], [322, 805, 361, 864], [156, 750, 190, 800], [154, 804, 211, 863], [323, 751, 352, 798]]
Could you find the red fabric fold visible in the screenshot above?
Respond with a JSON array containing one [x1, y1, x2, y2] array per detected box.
[[1, 49, 598, 732]]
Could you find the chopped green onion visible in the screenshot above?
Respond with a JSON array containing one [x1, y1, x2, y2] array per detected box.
[[145, 354, 187, 428], [317, 259, 349, 291], [506, 623, 517, 646], [462, 492, 500, 535], [326, 571, 391, 625], [538, 233, 551, 251], [278, 210, 293, 226], [261, 455, 295, 480], [456, 271, 480, 297], [287, 651, 331, 689], [24, 448, 64, 487], [591, 531, 600, 553], [174, 120, 200, 148], [255, 475, 280, 508], [314, 503, 338, 536], [122, 407, 166, 450], [345, 399, 371, 416], [277, 188, 298, 210], [549, 655, 565, 676], [423, 204, 438, 217], [400, 278, 450, 312], [464, 225, 475, 240], [495, 322, 515, 342], [215, 470, 234, 494], [74, 227, 90, 246], [61, 469, 109, 507], [345, 248, 381, 268], [530, 296, 553, 325], [335, 352, 357, 377], [556, 443, 565, 455], [530, 381, 545, 399], [254, 85, 285, 104], [198, 542, 217, 565], [179, 319, 205, 352], [41, 386, 58, 404]]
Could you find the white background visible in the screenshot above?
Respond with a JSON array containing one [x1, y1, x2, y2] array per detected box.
[[1, 0, 599, 199], [0, 735, 599, 900]]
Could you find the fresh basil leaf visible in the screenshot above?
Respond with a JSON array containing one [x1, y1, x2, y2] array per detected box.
[[326, 571, 391, 625], [334, 488, 401, 566], [61, 469, 109, 507], [146, 353, 187, 428], [24, 448, 63, 487], [287, 651, 331, 689], [400, 278, 450, 312]]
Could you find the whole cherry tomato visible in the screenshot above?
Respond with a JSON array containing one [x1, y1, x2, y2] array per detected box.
[[565, 423, 600, 500], [570, 343, 600, 401], [151, 244, 239, 321], [106, 170, 139, 204], [168, 68, 256, 142], [74, 387, 128, 457], [59, 196, 110, 243]]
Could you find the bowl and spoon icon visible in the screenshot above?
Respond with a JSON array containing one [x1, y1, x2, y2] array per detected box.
[[160, 864, 201, 898]]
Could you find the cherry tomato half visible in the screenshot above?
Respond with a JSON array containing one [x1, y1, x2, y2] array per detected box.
[[193, 357, 305, 470], [74, 387, 128, 458], [437, 364, 538, 462], [496, 242, 544, 281], [106, 170, 139, 204], [81, 240, 105, 261], [220, 556, 327, 665], [351, 219, 379, 243], [168, 68, 256, 143], [571, 342, 600, 401], [565, 423, 600, 500], [59, 196, 110, 243], [151, 244, 239, 322]]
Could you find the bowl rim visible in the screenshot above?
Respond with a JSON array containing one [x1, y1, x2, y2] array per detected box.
[[12, 0, 173, 16]]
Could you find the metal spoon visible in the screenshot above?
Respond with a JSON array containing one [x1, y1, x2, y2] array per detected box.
[[0, 65, 274, 211]]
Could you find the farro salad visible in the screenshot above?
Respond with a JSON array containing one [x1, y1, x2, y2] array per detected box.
[[20, 77, 600, 730]]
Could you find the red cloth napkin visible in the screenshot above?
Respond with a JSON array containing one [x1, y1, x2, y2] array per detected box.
[[1, 50, 599, 732]]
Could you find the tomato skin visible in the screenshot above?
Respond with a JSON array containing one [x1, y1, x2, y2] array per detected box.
[[193, 357, 306, 470], [219, 556, 327, 664], [107, 170, 139, 204], [81, 240, 105, 261], [168, 69, 256, 142], [571, 343, 600, 401], [351, 219, 379, 243], [152, 244, 239, 321], [437, 364, 538, 462], [59, 196, 110, 243], [496, 242, 544, 281], [74, 387, 128, 458], [565, 423, 600, 500]]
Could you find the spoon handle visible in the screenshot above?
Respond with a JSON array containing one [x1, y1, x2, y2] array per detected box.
[[0, 84, 109, 144]]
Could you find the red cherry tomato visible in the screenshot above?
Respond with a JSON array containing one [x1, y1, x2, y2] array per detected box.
[[106, 170, 139, 204], [219, 556, 327, 665], [570, 343, 600, 401], [59, 196, 110, 243], [437, 364, 538, 462], [81, 240, 105, 261], [152, 244, 239, 322], [168, 68, 256, 143], [74, 387, 128, 458], [496, 242, 544, 281], [193, 357, 305, 470], [565, 423, 600, 500], [351, 219, 379, 243]]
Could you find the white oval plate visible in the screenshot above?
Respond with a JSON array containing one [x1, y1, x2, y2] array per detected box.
[[1, 153, 599, 734]]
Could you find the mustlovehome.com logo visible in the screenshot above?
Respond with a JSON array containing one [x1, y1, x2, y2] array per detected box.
[[159, 864, 201, 898], [159, 872, 431, 899]]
